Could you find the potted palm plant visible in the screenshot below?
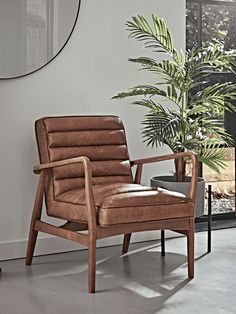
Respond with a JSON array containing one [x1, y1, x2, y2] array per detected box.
[[113, 15, 236, 216]]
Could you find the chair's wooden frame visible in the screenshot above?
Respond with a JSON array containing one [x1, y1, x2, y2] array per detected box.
[[26, 151, 198, 293]]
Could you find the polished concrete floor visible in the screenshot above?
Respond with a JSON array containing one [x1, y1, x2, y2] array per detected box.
[[1, 228, 236, 314]]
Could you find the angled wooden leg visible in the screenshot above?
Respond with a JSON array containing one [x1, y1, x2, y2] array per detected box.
[[26, 229, 39, 265], [187, 218, 194, 278], [122, 233, 131, 254], [26, 171, 46, 265], [161, 230, 165, 256], [88, 236, 96, 293]]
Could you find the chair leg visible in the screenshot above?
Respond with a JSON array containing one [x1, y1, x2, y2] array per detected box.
[[26, 172, 45, 265], [187, 219, 194, 278], [122, 233, 131, 254], [88, 237, 96, 293], [161, 230, 165, 256], [26, 227, 39, 265]]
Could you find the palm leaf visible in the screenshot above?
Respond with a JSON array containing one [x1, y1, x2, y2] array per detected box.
[[197, 140, 227, 174], [113, 84, 180, 105], [142, 112, 182, 147], [126, 15, 175, 56], [112, 85, 166, 99], [186, 44, 236, 81], [139, 59, 185, 90], [132, 99, 164, 110], [189, 82, 236, 112], [113, 14, 236, 176]]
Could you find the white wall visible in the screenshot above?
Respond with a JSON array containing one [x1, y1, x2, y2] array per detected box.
[[0, 0, 185, 260]]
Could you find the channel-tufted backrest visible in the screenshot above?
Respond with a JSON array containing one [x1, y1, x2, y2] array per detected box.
[[35, 116, 134, 208]]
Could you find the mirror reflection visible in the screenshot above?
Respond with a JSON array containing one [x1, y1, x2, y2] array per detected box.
[[0, 0, 80, 79]]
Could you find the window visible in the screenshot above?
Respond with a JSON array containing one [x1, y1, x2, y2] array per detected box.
[[187, 0, 236, 217]]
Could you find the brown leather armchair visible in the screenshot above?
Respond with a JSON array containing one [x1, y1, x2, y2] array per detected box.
[[26, 116, 198, 293]]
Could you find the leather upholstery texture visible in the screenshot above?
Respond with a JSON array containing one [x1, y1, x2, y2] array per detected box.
[[35, 116, 194, 225]]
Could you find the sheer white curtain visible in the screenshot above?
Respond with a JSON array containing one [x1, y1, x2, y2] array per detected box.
[[26, 0, 54, 72]]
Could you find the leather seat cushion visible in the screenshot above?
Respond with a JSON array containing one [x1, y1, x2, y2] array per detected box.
[[48, 183, 194, 225]]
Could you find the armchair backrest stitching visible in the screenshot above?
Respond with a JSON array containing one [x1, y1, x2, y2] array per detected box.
[[35, 116, 134, 209]]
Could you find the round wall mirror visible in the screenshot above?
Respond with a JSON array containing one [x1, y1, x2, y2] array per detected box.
[[0, 0, 81, 79]]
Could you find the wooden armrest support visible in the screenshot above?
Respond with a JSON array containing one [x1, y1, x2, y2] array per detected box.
[[33, 156, 96, 227], [131, 151, 198, 203]]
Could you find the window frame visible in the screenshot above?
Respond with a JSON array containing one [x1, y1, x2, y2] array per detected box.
[[187, 0, 236, 218]]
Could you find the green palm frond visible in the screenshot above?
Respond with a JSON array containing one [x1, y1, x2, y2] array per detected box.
[[113, 84, 180, 105], [113, 14, 236, 179], [132, 99, 164, 110], [112, 85, 166, 99], [197, 140, 227, 174], [186, 44, 236, 80], [167, 141, 185, 153], [142, 111, 182, 147], [206, 129, 234, 147], [174, 49, 186, 67], [129, 58, 186, 90], [126, 15, 175, 56], [184, 116, 234, 147], [128, 57, 157, 68], [189, 83, 236, 112]]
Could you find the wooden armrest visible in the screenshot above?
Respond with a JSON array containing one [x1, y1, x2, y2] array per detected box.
[[131, 151, 197, 166], [33, 156, 90, 174], [33, 156, 96, 226], [131, 151, 198, 203]]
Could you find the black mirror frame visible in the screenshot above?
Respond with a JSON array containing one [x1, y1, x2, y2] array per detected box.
[[0, 0, 81, 80]]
